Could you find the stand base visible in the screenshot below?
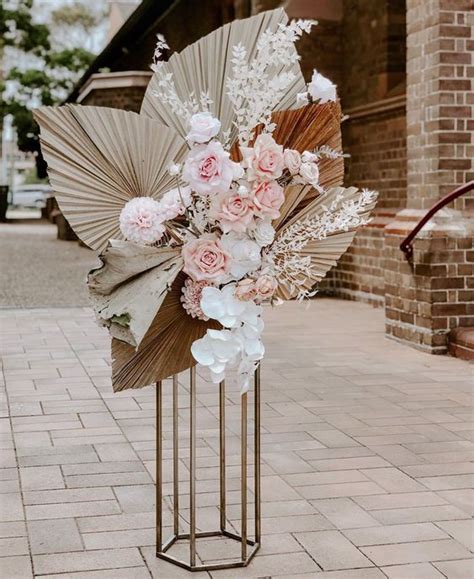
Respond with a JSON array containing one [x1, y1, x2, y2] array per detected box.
[[157, 530, 260, 572]]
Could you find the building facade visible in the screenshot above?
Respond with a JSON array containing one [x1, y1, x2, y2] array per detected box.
[[68, 0, 474, 356]]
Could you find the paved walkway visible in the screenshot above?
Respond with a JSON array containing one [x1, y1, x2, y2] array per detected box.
[[0, 300, 473, 578], [0, 220, 97, 308]]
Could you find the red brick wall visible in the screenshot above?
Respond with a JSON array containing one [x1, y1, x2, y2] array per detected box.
[[406, 0, 473, 211], [344, 108, 407, 211]]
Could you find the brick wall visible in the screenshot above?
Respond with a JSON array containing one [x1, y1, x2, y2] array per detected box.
[[384, 0, 474, 353], [406, 0, 473, 211], [385, 221, 474, 353], [322, 0, 408, 304]]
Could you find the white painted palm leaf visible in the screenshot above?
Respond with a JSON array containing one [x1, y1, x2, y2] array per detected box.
[[88, 241, 183, 348], [34, 105, 188, 251], [141, 8, 306, 142], [274, 186, 378, 300]]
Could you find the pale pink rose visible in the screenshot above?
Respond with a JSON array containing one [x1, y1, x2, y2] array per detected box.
[[241, 133, 284, 181], [182, 141, 239, 196], [182, 234, 230, 282], [235, 278, 257, 301], [255, 275, 277, 301], [252, 180, 285, 220], [210, 191, 255, 233], [283, 149, 301, 175]]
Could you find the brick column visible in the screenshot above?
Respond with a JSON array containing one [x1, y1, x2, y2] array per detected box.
[[384, 0, 474, 353]]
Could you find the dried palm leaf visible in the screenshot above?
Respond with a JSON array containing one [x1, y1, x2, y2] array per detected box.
[[141, 8, 306, 142], [111, 273, 220, 391], [88, 240, 183, 348], [34, 105, 188, 251]]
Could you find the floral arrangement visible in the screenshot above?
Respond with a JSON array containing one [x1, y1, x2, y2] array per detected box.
[[34, 9, 377, 393]]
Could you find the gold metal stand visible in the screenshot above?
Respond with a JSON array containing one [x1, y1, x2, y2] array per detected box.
[[155, 366, 261, 572]]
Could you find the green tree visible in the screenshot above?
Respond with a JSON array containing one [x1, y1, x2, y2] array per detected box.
[[0, 0, 101, 177]]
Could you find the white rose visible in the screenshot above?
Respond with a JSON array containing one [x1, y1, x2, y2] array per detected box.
[[301, 151, 318, 163], [252, 219, 275, 247], [308, 70, 337, 103], [283, 149, 301, 175], [299, 162, 320, 186], [187, 112, 221, 144], [221, 231, 262, 280]]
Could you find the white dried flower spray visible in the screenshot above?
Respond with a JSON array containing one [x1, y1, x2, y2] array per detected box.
[[226, 19, 316, 145], [268, 189, 377, 299]]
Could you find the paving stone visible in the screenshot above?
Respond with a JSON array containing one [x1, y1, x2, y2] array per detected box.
[[435, 519, 474, 550], [370, 505, 470, 525], [19, 466, 65, 491], [361, 539, 471, 566], [0, 536, 29, 556], [295, 530, 374, 570], [24, 487, 115, 505], [433, 559, 474, 578], [437, 489, 474, 515], [26, 500, 120, 520], [39, 568, 152, 579], [0, 555, 32, 578], [361, 467, 427, 492], [28, 518, 83, 554], [381, 563, 445, 578], [344, 523, 448, 546], [298, 481, 386, 500], [311, 498, 380, 529], [353, 492, 448, 511], [33, 548, 144, 574]]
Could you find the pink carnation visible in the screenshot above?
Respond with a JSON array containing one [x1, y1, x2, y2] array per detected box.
[[181, 278, 210, 320], [252, 180, 285, 220], [119, 197, 165, 245], [210, 191, 255, 233], [182, 233, 230, 282]]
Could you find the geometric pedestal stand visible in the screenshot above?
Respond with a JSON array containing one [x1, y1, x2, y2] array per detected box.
[[155, 366, 261, 571]]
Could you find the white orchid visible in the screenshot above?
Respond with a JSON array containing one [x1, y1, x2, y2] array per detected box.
[[200, 285, 246, 328], [191, 329, 241, 383]]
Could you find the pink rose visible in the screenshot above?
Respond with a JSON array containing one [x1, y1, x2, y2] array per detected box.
[[241, 133, 284, 181], [182, 234, 230, 282], [255, 275, 277, 301], [210, 191, 255, 233], [283, 149, 301, 175], [235, 278, 257, 301], [182, 141, 239, 196], [252, 180, 285, 220]]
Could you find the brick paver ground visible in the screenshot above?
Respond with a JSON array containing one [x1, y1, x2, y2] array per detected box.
[[1, 300, 473, 578]]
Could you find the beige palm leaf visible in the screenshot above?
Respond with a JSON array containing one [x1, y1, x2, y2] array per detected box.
[[34, 105, 188, 251], [141, 8, 306, 142]]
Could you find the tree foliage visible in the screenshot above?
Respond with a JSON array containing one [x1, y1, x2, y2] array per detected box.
[[0, 0, 102, 176]]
